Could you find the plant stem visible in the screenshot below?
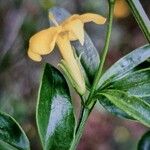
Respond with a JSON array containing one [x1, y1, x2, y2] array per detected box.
[[75, 105, 84, 134], [126, 0, 150, 43], [85, 0, 115, 106], [70, 1, 115, 150], [70, 107, 90, 150]]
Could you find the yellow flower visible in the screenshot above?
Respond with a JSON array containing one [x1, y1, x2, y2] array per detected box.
[[27, 13, 106, 95]]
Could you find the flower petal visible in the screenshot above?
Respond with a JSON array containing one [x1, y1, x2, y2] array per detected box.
[[56, 34, 74, 61], [28, 49, 42, 61], [64, 19, 84, 45], [79, 13, 106, 24], [61, 14, 79, 26], [56, 34, 86, 95], [29, 26, 61, 55]]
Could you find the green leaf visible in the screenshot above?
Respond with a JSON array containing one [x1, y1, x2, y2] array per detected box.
[[107, 68, 150, 99], [126, 0, 150, 43], [0, 140, 18, 150], [98, 96, 133, 119], [0, 111, 30, 150], [48, 7, 100, 84], [98, 68, 150, 119], [97, 45, 150, 119], [36, 63, 75, 150], [97, 44, 150, 89], [138, 131, 150, 150], [96, 90, 150, 127]]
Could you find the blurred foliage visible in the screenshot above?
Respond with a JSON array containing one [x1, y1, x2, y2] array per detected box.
[[0, 0, 149, 149]]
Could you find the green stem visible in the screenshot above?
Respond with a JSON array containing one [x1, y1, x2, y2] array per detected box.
[[70, 107, 90, 150], [70, 1, 115, 150], [85, 0, 115, 106], [126, 0, 150, 43], [75, 105, 84, 134]]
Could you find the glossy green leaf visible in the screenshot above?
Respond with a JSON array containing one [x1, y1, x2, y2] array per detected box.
[[0, 111, 30, 150], [98, 96, 133, 119], [97, 45, 150, 119], [48, 7, 100, 84], [99, 68, 150, 119], [126, 0, 150, 43], [0, 140, 18, 150], [96, 90, 150, 127], [97, 44, 150, 89], [36, 63, 75, 150], [107, 68, 150, 98], [138, 131, 150, 150]]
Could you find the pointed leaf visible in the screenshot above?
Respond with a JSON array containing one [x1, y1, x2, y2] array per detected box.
[[98, 68, 150, 119], [98, 96, 133, 119], [0, 111, 30, 150], [98, 44, 150, 89], [97, 45, 150, 119], [96, 90, 150, 127], [48, 7, 100, 84], [107, 68, 150, 99], [36, 63, 75, 150]]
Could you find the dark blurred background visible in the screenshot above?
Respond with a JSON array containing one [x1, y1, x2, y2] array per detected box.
[[0, 0, 150, 150]]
